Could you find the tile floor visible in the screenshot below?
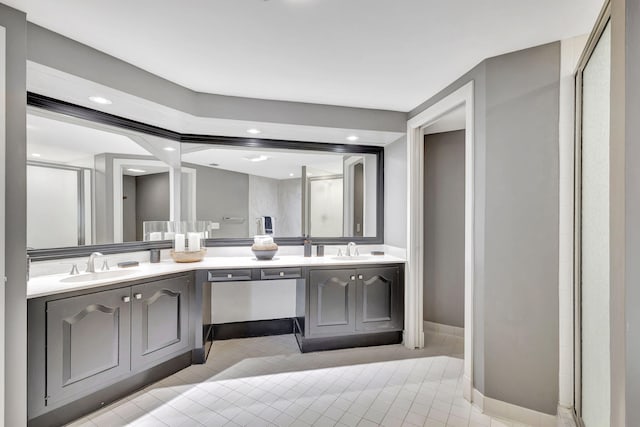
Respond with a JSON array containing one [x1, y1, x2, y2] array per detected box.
[[67, 332, 531, 427]]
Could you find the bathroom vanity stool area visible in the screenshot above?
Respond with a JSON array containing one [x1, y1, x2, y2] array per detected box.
[[26, 256, 405, 427]]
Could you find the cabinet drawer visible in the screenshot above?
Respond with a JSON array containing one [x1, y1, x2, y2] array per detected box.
[[260, 267, 302, 280], [208, 269, 252, 282]]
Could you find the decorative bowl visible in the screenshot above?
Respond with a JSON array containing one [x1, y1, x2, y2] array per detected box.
[[251, 243, 278, 260], [170, 249, 206, 263]]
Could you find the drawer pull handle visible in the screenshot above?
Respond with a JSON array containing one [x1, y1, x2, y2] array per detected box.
[[122, 296, 130, 303], [358, 274, 363, 280], [227, 274, 233, 279], [350, 275, 356, 281], [279, 271, 285, 277], [134, 293, 142, 300]]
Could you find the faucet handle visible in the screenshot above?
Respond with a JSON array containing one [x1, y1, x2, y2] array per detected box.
[[101, 259, 110, 271], [337, 248, 343, 257], [355, 248, 360, 256], [70, 264, 80, 275]]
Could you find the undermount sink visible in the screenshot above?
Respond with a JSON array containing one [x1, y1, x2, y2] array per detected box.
[[60, 269, 138, 284], [330, 255, 372, 261]]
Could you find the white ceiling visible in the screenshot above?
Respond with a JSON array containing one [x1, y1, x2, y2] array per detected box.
[[8, 0, 602, 111], [423, 105, 466, 135], [28, 62, 405, 146]]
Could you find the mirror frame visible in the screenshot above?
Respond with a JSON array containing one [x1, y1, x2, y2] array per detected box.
[[26, 93, 385, 260]]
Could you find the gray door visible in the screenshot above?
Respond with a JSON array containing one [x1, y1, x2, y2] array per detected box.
[[131, 276, 190, 371], [309, 269, 356, 336], [356, 267, 402, 331], [46, 287, 131, 405]]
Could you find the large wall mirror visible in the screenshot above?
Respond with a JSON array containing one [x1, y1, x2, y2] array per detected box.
[[181, 143, 378, 239], [27, 109, 180, 250], [26, 94, 384, 259]]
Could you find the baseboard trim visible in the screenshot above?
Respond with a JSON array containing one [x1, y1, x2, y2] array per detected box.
[[471, 388, 556, 427], [423, 320, 464, 337], [557, 405, 579, 427], [212, 318, 294, 340]]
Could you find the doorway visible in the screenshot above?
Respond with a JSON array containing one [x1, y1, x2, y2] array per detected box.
[[422, 113, 466, 350], [406, 81, 475, 399]]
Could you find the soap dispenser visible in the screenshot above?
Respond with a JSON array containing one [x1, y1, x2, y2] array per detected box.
[[303, 236, 312, 257]]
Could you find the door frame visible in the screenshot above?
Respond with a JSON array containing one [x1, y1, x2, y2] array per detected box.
[[406, 81, 475, 400]]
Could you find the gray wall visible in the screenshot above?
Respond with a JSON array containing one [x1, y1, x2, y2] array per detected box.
[[423, 131, 465, 328], [186, 163, 250, 238], [277, 178, 302, 237], [1, 4, 27, 425], [135, 172, 170, 240], [482, 43, 560, 414], [122, 175, 136, 242], [384, 136, 407, 248], [410, 42, 560, 415], [26, 23, 407, 132]]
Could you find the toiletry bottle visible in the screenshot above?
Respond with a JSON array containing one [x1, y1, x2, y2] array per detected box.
[[304, 237, 312, 257]]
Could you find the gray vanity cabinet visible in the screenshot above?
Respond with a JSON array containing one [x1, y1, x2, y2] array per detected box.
[[29, 273, 194, 426], [45, 287, 131, 406], [306, 265, 403, 338], [308, 269, 356, 336], [355, 267, 402, 331], [131, 276, 191, 370]]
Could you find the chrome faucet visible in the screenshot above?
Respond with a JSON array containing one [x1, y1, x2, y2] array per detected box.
[[346, 242, 357, 257], [86, 252, 103, 273]]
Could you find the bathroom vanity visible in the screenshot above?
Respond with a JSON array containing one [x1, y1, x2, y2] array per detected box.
[[26, 255, 404, 427]]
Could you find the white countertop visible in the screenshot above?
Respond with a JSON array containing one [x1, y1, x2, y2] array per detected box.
[[27, 254, 406, 299]]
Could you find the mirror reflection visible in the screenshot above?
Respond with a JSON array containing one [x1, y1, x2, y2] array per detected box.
[[26, 108, 380, 250], [26, 110, 180, 248], [181, 143, 377, 239]]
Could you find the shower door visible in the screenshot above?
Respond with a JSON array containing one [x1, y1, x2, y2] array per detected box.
[[574, 11, 611, 426]]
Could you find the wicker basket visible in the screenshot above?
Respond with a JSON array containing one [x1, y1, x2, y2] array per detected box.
[[170, 249, 206, 263]]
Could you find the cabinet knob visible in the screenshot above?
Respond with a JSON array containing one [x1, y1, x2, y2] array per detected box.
[[358, 274, 363, 280], [134, 293, 142, 300], [279, 271, 285, 277], [122, 296, 131, 303], [350, 275, 356, 281]]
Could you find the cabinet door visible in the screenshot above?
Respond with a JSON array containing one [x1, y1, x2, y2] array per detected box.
[[356, 267, 402, 331], [131, 275, 191, 371], [46, 287, 131, 405], [308, 269, 356, 336]]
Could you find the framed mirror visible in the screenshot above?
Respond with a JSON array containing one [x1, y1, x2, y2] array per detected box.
[[181, 143, 379, 240], [26, 109, 181, 251], [26, 93, 384, 260]]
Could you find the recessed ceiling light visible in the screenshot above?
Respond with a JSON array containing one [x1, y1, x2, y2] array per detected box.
[[247, 129, 261, 135], [127, 168, 146, 173], [243, 155, 269, 162], [346, 135, 359, 142], [289, 173, 295, 177], [89, 96, 112, 105], [307, 173, 313, 176], [163, 147, 176, 152], [31, 153, 41, 158]]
